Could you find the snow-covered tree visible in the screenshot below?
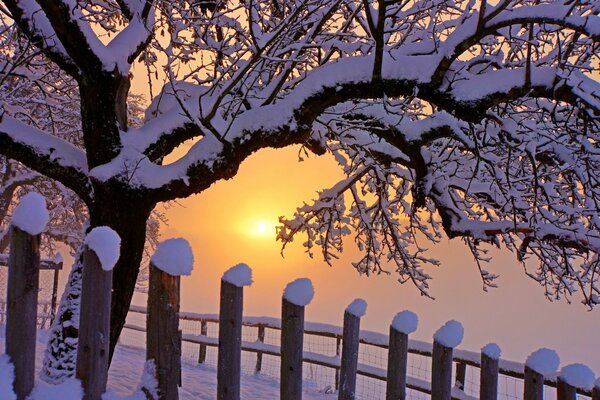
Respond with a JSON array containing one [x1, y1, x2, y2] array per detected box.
[[0, 0, 598, 377]]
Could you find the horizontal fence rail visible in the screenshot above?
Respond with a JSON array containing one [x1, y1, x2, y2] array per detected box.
[[123, 305, 593, 399]]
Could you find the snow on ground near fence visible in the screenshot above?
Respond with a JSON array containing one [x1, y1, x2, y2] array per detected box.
[[0, 327, 334, 400]]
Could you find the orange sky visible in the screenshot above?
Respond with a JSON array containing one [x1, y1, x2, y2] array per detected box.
[[144, 144, 600, 372]]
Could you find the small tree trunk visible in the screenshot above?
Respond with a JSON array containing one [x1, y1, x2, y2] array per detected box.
[[386, 327, 409, 400], [217, 280, 244, 400], [280, 299, 305, 400], [6, 226, 40, 400], [146, 264, 181, 400], [76, 248, 113, 400]]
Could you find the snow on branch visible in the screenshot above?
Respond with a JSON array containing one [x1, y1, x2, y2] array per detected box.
[[0, 115, 91, 201]]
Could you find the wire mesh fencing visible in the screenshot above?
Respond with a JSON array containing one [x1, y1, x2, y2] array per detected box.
[[121, 309, 594, 400], [0, 265, 58, 329]]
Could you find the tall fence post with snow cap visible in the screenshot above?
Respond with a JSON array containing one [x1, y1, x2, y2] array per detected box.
[[6, 193, 48, 400], [76, 226, 121, 400], [480, 343, 501, 400], [593, 379, 600, 400], [431, 320, 464, 400], [557, 364, 595, 400], [146, 238, 194, 400], [386, 311, 418, 400], [524, 348, 559, 400], [339, 299, 367, 400], [281, 278, 314, 400], [217, 263, 253, 400]]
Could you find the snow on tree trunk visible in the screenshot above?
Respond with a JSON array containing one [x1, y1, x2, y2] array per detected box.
[[40, 247, 83, 384]]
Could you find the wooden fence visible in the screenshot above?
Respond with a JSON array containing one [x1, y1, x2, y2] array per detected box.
[[123, 303, 598, 400], [2, 212, 599, 400], [0, 252, 63, 328]]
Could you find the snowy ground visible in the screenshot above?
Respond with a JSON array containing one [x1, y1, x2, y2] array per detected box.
[[0, 327, 334, 400]]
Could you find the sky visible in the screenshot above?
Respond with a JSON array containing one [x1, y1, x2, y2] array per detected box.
[[139, 143, 600, 373]]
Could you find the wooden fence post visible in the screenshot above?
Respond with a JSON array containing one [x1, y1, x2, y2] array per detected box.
[[146, 263, 181, 400], [431, 320, 464, 400], [593, 383, 600, 400], [524, 366, 544, 400], [217, 264, 252, 400], [431, 341, 453, 400], [455, 362, 467, 391], [255, 324, 266, 374], [524, 348, 559, 400], [6, 225, 41, 400], [480, 344, 500, 400], [386, 311, 418, 400], [339, 299, 366, 400], [335, 337, 342, 391], [557, 364, 595, 400], [76, 247, 114, 400], [198, 320, 208, 364], [557, 377, 577, 400], [281, 278, 314, 400]]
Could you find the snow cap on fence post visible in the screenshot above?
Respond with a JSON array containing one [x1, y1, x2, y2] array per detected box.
[[481, 343, 502, 360], [559, 364, 595, 390], [433, 320, 464, 348], [283, 278, 314, 306], [392, 310, 418, 334], [346, 298, 367, 317], [11, 192, 49, 235], [526, 348, 560, 376], [222, 263, 253, 287], [84, 226, 121, 271], [151, 238, 194, 276]]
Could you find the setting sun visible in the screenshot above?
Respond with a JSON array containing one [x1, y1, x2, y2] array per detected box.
[[249, 220, 274, 237]]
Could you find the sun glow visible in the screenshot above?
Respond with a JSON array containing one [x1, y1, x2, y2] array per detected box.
[[249, 220, 275, 237]]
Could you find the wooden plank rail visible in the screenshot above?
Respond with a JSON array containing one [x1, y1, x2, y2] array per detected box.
[[124, 308, 595, 398]]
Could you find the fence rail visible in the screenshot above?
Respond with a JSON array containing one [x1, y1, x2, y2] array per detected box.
[[124, 305, 594, 399]]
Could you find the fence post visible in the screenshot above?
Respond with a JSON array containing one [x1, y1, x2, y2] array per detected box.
[[76, 245, 115, 400], [335, 337, 342, 391], [198, 320, 208, 364], [217, 264, 252, 400], [281, 278, 314, 400], [455, 362, 467, 391], [146, 264, 182, 400], [50, 256, 62, 324], [480, 344, 500, 400], [557, 377, 577, 400], [255, 324, 266, 374], [431, 320, 464, 400], [524, 348, 559, 400], [557, 364, 595, 400], [386, 311, 418, 400], [524, 366, 544, 400], [339, 299, 366, 400], [593, 382, 600, 400], [6, 225, 42, 400]]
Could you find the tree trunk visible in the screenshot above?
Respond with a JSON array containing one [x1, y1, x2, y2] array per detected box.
[[43, 193, 152, 377], [88, 193, 152, 363]]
